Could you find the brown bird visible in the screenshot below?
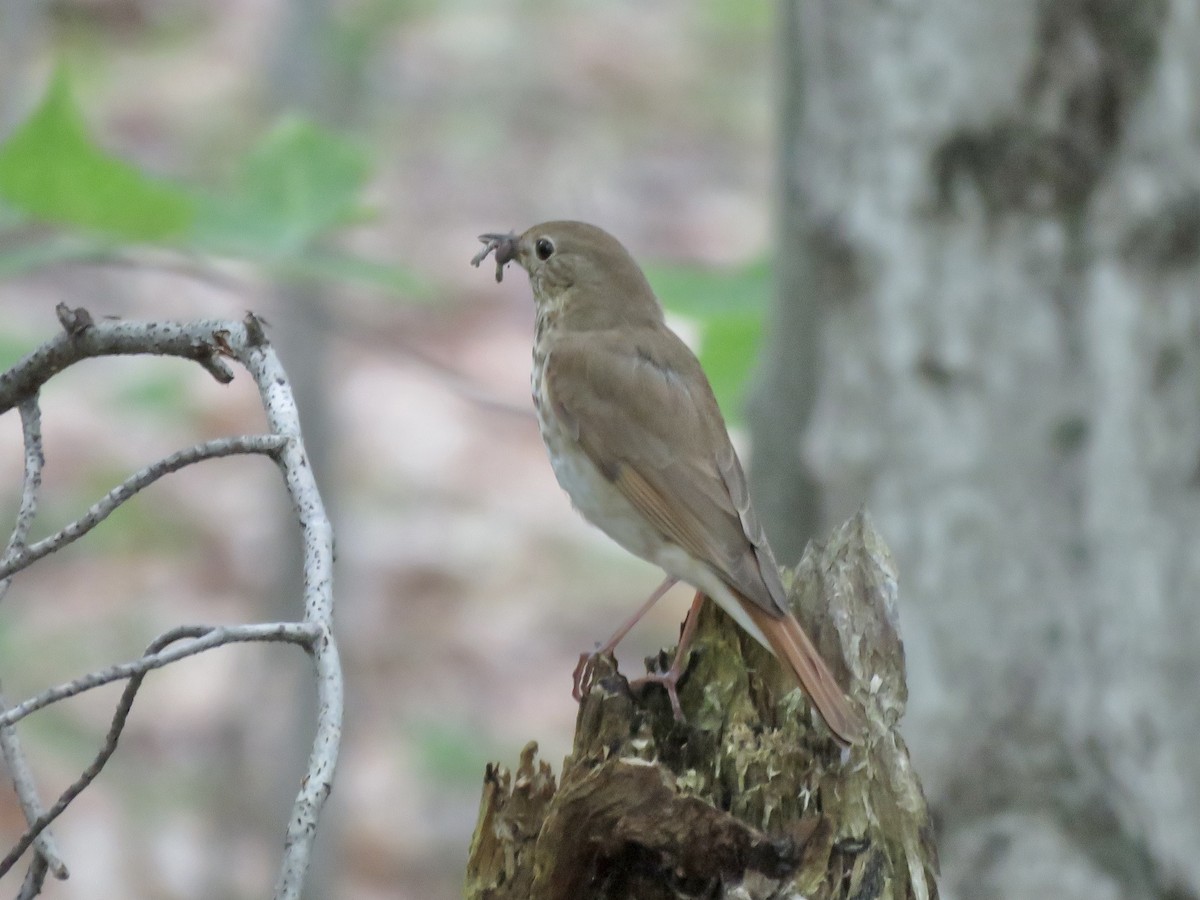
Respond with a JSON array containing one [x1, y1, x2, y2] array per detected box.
[[472, 221, 863, 745]]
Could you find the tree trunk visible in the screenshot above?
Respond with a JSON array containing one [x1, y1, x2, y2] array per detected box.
[[466, 512, 937, 900], [756, 2, 1200, 897]]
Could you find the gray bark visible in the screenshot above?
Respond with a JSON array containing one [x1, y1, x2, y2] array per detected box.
[[757, 1, 1200, 898]]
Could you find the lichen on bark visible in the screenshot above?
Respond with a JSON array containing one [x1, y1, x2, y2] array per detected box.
[[465, 511, 937, 900]]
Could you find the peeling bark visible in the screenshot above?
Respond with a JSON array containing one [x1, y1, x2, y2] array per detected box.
[[759, 2, 1200, 897]]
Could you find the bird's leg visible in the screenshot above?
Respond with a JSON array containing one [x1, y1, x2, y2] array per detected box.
[[572, 576, 678, 701], [630, 591, 705, 722]]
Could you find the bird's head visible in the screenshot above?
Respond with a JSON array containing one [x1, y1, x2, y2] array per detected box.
[[472, 221, 662, 329]]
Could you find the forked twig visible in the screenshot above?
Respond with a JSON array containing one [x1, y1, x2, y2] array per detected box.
[[0, 311, 341, 899]]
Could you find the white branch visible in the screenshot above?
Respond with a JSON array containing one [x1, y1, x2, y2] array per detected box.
[[0, 623, 316, 730], [17, 852, 49, 900], [235, 313, 343, 899], [0, 396, 69, 889], [0, 311, 342, 897], [1, 398, 44, 601], [0, 691, 67, 882]]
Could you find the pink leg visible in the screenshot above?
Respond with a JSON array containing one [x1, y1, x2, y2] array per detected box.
[[630, 591, 705, 722], [572, 576, 678, 701]]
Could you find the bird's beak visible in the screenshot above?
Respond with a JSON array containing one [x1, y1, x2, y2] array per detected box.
[[471, 231, 521, 283]]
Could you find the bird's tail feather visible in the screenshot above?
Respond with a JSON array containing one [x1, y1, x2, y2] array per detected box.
[[740, 599, 864, 746]]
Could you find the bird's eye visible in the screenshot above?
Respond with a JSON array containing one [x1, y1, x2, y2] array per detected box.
[[534, 237, 555, 261]]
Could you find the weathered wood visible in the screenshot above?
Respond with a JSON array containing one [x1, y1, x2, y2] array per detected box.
[[466, 511, 937, 900], [761, 1, 1200, 895]]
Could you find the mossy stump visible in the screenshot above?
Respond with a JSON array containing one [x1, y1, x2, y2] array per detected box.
[[466, 511, 938, 900]]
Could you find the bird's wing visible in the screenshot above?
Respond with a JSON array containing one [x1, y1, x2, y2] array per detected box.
[[545, 327, 787, 617]]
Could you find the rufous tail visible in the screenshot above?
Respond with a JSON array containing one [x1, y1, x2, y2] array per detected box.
[[741, 600, 864, 746]]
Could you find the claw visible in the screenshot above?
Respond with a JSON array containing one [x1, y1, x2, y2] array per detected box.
[[574, 587, 702, 723], [575, 647, 690, 722], [630, 669, 686, 722], [471, 231, 519, 282]]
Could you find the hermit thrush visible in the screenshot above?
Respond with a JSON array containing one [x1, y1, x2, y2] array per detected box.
[[472, 221, 863, 745]]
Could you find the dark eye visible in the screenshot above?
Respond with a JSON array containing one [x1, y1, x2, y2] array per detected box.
[[534, 237, 555, 261]]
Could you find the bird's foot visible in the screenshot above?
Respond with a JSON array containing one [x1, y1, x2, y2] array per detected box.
[[630, 656, 687, 723], [573, 649, 686, 723], [571, 577, 684, 702]]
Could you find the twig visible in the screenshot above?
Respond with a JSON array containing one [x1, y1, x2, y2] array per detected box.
[[0, 434, 288, 582], [0, 312, 342, 897], [0, 397, 44, 603], [17, 851, 47, 900], [0, 316, 237, 414], [3, 627, 232, 878], [0, 396, 69, 888], [1, 624, 323, 881], [0, 623, 316, 731], [0, 690, 68, 882], [238, 312, 342, 899]]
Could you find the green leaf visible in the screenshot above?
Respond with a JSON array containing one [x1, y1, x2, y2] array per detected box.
[[697, 311, 763, 421], [414, 720, 490, 785], [0, 83, 418, 299], [645, 259, 771, 317], [190, 116, 370, 256], [0, 68, 194, 240]]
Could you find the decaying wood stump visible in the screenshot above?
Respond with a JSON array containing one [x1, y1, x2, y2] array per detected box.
[[466, 511, 938, 899]]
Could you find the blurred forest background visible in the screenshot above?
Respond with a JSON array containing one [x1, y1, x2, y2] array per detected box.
[[1, 1, 1199, 899]]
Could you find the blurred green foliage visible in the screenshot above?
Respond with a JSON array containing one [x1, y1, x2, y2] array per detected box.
[[0, 67, 424, 296], [0, 69, 193, 241], [415, 719, 493, 785], [0, 332, 35, 372], [112, 367, 196, 421], [701, 0, 771, 32], [191, 117, 371, 256], [0, 67, 764, 409], [646, 260, 770, 422]]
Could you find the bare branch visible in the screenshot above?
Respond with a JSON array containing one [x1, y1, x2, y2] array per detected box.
[[2, 626, 262, 879], [0, 312, 342, 896], [0, 396, 69, 888], [234, 312, 342, 898], [0, 691, 68, 881], [1, 620, 332, 883], [0, 622, 316, 731], [0, 434, 288, 582], [0, 397, 44, 604], [17, 851, 48, 900], [274, 624, 342, 898], [0, 317, 239, 414]]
